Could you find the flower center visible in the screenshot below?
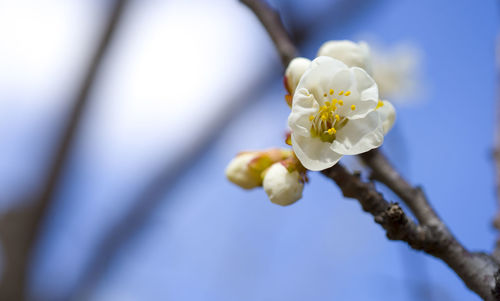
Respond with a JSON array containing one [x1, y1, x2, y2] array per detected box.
[[309, 89, 352, 143]]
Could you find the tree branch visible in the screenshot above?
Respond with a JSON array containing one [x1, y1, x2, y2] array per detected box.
[[242, 0, 500, 299], [322, 164, 500, 301], [360, 149, 442, 227], [321, 165, 435, 250], [356, 150, 500, 297], [0, 0, 131, 299]]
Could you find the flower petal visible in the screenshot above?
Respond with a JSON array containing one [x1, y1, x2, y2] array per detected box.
[[292, 134, 342, 171], [331, 110, 384, 155], [288, 88, 318, 137], [296, 57, 378, 119], [377, 100, 396, 134], [336, 67, 378, 120], [296, 56, 348, 104]]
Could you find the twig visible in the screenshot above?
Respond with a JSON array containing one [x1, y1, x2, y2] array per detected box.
[[0, 0, 131, 299], [242, 0, 500, 299]]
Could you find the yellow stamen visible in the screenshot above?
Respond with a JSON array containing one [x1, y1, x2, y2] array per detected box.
[[351, 105, 356, 111], [325, 101, 330, 106], [331, 99, 337, 105], [338, 100, 344, 106], [327, 128, 337, 134], [344, 91, 351, 96], [329, 89, 334, 95], [335, 114, 340, 121], [309, 115, 315, 121], [376, 100, 384, 109], [332, 105, 337, 111], [321, 114, 327, 121], [321, 105, 327, 111], [339, 91, 344, 95]]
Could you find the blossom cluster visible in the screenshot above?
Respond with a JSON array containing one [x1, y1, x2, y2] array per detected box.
[[226, 40, 396, 205]]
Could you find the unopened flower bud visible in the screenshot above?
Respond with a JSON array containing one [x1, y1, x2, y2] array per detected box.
[[263, 163, 304, 206], [284, 57, 311, 96], [225, 152, 262, 189], [317, 40, 372, 73], [225, 149, 293, 190]]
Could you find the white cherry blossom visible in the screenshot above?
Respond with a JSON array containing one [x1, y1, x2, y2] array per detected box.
[[287, 56, 395, 171]]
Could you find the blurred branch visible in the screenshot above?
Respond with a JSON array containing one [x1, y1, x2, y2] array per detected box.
[[0, 0, 131, 300], [70, 61, 282, 300], [243, 0, 500, 299]]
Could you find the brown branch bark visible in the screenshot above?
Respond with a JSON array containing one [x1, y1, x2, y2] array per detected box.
[[321, 165, 434, 249], [0, 1, 131, 300], [360, 149, 442, 227], [242, 0, 500, 299]]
